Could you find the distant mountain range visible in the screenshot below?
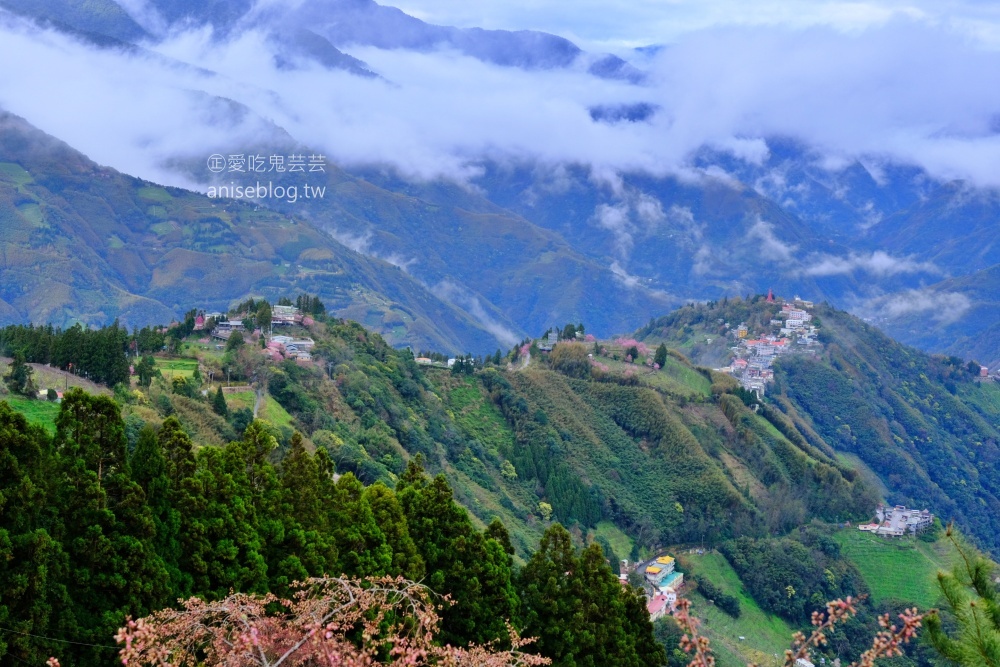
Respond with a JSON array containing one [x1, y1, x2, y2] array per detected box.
[[1, 0, 999, 361], [0, 111, 507, 353]]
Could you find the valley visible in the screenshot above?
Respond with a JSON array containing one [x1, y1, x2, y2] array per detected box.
[[0, 0, 997, 663], [0, 293, 989, 665]]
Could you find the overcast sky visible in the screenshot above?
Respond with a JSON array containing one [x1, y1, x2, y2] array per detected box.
[[1, 0, 999, 190], [393, 0, 1000, 51]]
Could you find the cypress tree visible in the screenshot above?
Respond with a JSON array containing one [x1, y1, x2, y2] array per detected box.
[[517, 524, 581, 663], [52, 389, 170, 664], [518, 524, 664, 667], [364, 482, 425, 580], [397, 464, 517, 645], [270, 432, 337, 591], [0, 403, 70, 664], [212, 385, 228, 416], [326, 473, 393, 577], [130, 425, 182, 591], [654, 343, 668, 368]]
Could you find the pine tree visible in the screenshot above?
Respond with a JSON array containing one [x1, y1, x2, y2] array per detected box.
[[654, 343, 668, 368], [0, 403, 71, 664], [397, 465, 517, 645], [52, 389, 170, 663], [926, 535, 1000, 665], [3, 351, 36, 396], [212, 385, 228, 417]]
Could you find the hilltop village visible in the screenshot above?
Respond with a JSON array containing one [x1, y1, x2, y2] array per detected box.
[[719, 292, 821, 396]]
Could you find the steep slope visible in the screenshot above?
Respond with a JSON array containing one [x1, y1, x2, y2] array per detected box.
[[638, 297, 1000, 555], [469, 161, 868, 304], [244, 161, 677, 339], [773, 306, 1000, 554], [866, 182, 1000, 275], [0, 0, 149, 42], [80, 314, 875, 558], [0, 111, 504, 352], [874, 263, 1000, 363]]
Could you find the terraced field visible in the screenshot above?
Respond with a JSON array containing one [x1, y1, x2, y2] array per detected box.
[[833, 529, 960, 609]]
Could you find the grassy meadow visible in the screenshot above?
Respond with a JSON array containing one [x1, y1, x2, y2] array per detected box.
[[680, 550, 797, 667]]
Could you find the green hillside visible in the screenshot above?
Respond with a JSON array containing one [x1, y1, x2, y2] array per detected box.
[[639, 296, 1000, 559], [776, 306, 1000, 555], [16, 311, 872, 560], [0, 302, 990, 665], [682, 550, 797, 667], [832, 529, 960, 609]]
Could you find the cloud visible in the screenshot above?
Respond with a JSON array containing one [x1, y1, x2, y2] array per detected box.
[[432, 280, 520, 346], [593, 202, 632, 256], [634, 193, 665, 226], [691, 244, 714, 275], [862, 288, 972, 324], [607, 261, 679, 304], [609, 260, 641, 288], [747, 218, 796, 263], [2, 3, 1000, 195], [326, 228, 417, 271], [802, 250, 940, 277], [393, 0, 941, 52]]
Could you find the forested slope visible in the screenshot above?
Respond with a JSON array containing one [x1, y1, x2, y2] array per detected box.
[[637, 296, 1000, 557], [775, 305, 1000, 554]]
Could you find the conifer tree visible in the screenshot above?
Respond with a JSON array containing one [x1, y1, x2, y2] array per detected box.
[[654, 343, 668, 368], [269, 432, 337, 591], [926, 534, 1000, 665], [518, 523, 664, 667], [130, 424, 182, 591], [3, 350, 36, 396], [212, 385, 228, 416], [52, 390, 170, 663], [364, 482, 425, 580], [193, 442, 269, 597], [0, 403, 71, 664], [326, 473, 393, 577], [486, 517, 516, 557], [397, 461, 518, 645]]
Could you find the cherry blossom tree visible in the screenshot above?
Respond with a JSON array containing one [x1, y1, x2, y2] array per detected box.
[[116, 576, 549, 667]]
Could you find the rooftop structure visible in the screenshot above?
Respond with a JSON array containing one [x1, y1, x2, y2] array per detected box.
[[873, 505, 934, 537]]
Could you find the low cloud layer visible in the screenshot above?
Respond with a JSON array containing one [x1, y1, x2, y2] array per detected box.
[[803, 251, 940, 277], [1, 6, 1000, 192], [748, 219, 797, 263], [431, 280, 520, 347], [862, 288, 972, 325]]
